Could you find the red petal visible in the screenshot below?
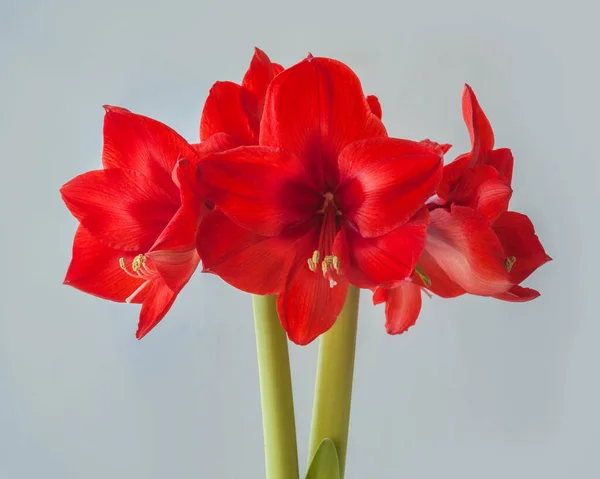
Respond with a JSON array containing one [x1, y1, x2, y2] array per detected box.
[[366, 95, 382, 119], [416, 248, 466, 298], [340, 208, 429, 288], [136, 280, 177, 339], [492, 211, 551, 284], [241, 47, 278, 135], [493, 285, 541, 302], [197, 146, 320, 236], [191, 133, 245, 160], [462, 85, 495, 163], [260, 56, 387, 190], [272, 63, 285, 75], [60, 169, 179, 251], [102, 106, 197, 195], [372, 286, 386, 305], [448, 165, 512, 223], [197, 210, 296, 295], [63, 225, 147, 303], [381, 281, 423, 335], [145, 160, 203, 291], [485, 148, 514, 185], [200, 81, 254, 144], [425, 206, 512, 296], [437, 154, 470, 202], [277, 227, 349, 345], [336, 138, 442, 237]]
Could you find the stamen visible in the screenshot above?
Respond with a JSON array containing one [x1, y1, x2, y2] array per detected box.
[[118, 254, 156, 302], [305, 193, 342, 287], [505, 256, 516, 273], [125, 280, 151, 303], [131, 254, 146, 272], [119, 254, 156, 280]]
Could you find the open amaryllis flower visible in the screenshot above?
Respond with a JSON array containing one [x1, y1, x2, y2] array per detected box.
[[375, 85, 551, 334], [197, 55, 443, 345], [60, 107, 232, 338]]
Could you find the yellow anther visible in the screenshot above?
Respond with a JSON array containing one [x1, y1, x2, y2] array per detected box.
[[131, 254, 147, 272], [307, 258, 317, 272], [505, 256, 516, 273], [331, 256, 340, 273], [120, 254, 147, 273], [415, 265, 431, 287], [321, 255, 341, 274], [312, 250, 320, 264]]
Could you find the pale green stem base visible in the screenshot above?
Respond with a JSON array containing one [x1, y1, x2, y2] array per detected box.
[[307, 286, 360, 479], [252, 294, 299, 479]]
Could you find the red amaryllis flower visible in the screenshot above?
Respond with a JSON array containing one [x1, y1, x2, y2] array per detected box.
[[61, 107, 227, 338], [375, 85, 550, 334], [197, 55, 443, 345]]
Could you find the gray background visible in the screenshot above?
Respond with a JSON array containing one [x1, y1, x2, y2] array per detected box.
[[1, 0, 598, 477]]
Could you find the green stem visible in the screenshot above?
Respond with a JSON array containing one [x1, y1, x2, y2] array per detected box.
[[252, 294, 299, 479], [307, 286, 360, 478]]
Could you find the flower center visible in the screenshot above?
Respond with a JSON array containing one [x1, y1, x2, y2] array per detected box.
[[307, 192, 341, 288], [119, 254, 158, 303]]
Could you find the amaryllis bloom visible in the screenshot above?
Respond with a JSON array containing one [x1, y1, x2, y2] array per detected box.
[[61, 107, 222, 338], [197, 55, 443, 345], [375, 85, 550, 334]]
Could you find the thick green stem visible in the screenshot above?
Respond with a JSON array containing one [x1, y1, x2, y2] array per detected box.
[[307, 286, 360, 478], [252, 294, 299, 479]]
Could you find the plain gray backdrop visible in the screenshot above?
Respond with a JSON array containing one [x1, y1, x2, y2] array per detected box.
[[1, 0, 598, 477]]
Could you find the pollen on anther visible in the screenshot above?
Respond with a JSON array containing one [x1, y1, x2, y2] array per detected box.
[[131, 254, 147, 272], [119, 258, 126, 269], [505, 256, 517, 273]]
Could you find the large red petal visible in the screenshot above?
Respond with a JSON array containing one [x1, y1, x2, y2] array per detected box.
[[379, 281, 423, 335], [197, 210, 296, 295], [277, 227, 349, 345], [102, 106, 197, 196], [492, 211, 551, 284], [145, 161, 203, 291], [336, 138, 442, 237], [493, 285, 541, 302], [60, 169, 179, 251], [241, 47, 278, 136], [136, 280, 178, 339], [340, 208, 429, 289], [425, 206, 512, 296], [462, 84, 495, 162], [63, 225, 147, 303], [260, 56, 387, 190], [197, 146, 320, 236], [199, 81, 254, 144]]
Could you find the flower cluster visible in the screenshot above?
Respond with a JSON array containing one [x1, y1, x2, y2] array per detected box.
[[61, 48, 550, 344]]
